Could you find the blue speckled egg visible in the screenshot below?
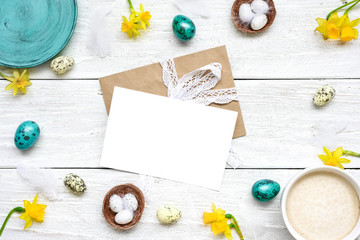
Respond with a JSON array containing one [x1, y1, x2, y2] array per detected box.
[[14, 121, 40, 150], [172, 15, 196, 41], [252, 179, 280, 202]]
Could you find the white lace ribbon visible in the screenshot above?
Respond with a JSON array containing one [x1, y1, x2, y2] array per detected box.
[[160, 59, 238, 105], [228, 145, 242, 169], [160, 58, 242, 168], [136, 174, 154, 203]]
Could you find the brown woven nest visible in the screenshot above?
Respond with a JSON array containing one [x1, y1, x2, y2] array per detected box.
[[231, 0, 276, 33], [102, 184, 145, 230]]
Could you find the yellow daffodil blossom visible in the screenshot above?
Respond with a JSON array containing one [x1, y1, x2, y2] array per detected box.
[[315, 12, 342, 39], [122, 12, 142, 38], [122, 0, 151, 38], [19, 194, 46, 229], [136, 3, 151, 29], [318, 146, 360, 169], [0, 69, 31, 96], [211, 219, 233, 240], [319, 146, 350, 169], [339, 14, 360, 41], [203, 204, 244, 240], [0, 194, 46, 236], [203, 203, 226, 224], [315, 0, 360, 41], [224, 224, 233, 240]]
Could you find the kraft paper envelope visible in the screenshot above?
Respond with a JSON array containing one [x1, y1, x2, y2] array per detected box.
[[99, 45, 246, 138]]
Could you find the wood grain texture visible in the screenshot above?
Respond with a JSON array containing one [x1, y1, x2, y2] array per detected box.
[[1, 0, 359, 78], [0, 169, 327, 240], [1, 1, 360, 239], [0, 79, 359, 168]]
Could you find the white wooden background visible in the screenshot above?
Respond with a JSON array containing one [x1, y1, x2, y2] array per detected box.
[[1, 0, 360, 239]]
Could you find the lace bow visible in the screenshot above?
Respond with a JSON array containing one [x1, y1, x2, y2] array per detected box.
[[160, 59, 238, 105]]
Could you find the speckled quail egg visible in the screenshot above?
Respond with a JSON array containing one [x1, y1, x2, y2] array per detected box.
[[109, 194, 124, 213], [123, 193, 138, 211], [63, 173, 87, 194], [50, 56, 74, 75], [313, 85, 336, 107], [115, 209, 134, 225], [251, 14, 268, 30], [251, 0, 269, 14], [157, 206, 182, 224], [239, 3, 255, 22]]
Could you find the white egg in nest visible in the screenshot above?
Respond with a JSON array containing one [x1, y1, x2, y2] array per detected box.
[[251, 14, 268, 30], [123, 193, 139, 211], [109, 194, 124, 213], [251, 0, 269, 14], [115, 209, 134, 225], [239, 3, 255, 22]]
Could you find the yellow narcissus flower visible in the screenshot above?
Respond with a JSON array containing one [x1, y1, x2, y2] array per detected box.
[[315, 12, 342, 39], [339, 15, 360, 41], [122, 0, 151, 38], [1, 69, 31, 96], [137, 3, 151, 29], [315, 0, 360, 41], [121, 12, 142, 38], [203, 204, 245, 240], [318, 146, 360, 169], [203, 203, 226, 224], [0, 194, 46, 236], [318, 146, 350, 169], [211, 219, 233, 240], [19, 194, 46, 229], [224, 225, 233, 240]]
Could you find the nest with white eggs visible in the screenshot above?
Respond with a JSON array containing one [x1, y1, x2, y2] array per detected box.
[[231, 0, 276, 33], [102, 184, 145, 230]]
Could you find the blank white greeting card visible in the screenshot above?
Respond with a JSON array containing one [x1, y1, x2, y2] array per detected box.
[[100, 87, 238, 190]]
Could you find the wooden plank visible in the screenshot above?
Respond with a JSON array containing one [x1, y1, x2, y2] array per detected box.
[[0, 79, 359, 168], [0, 168, 326, 240], [0, 0, 359, 79]]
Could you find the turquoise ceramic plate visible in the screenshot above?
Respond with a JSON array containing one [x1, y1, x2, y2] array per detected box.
[[0, 0, 77, 68]]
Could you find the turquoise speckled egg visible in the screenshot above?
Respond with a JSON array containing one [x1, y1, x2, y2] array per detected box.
[[172, 15, 196, 41], [14, 121, 40, 150], [252, 179, 280, 202]]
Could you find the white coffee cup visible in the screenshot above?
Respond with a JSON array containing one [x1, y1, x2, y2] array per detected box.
[[281, 166, 360, 240]]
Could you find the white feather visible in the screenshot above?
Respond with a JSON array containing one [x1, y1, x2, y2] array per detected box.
[[310, 117, 349, 149], [87, 5, 113, 58], [17, 162, 61, 200], [173, 0, 211, 18]]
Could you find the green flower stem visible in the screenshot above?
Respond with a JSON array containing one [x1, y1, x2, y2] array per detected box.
[[0, 72, 9, 81], [0, 72, 12, 82], [344, 150, 360, 157], [326, 0, 358, 20], [0, 207, 25, 237], [344, 0, 360, 15], [127, 0, 135, 12], [226, 214, 244, 240]]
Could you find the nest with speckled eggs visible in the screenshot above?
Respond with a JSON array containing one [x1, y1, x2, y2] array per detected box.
[[231, 0, 276, 33], [102, 184, 145, 230]]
